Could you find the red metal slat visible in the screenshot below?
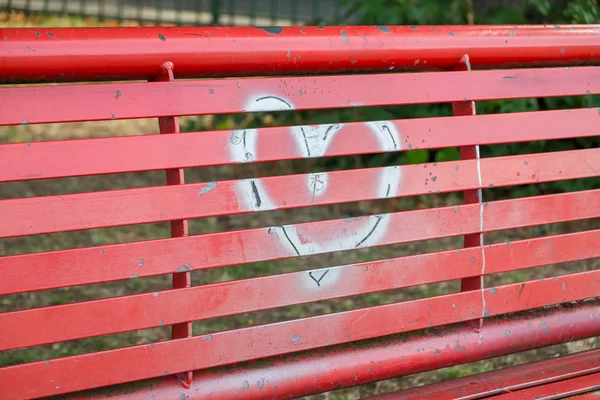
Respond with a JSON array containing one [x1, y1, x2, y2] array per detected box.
[[1, 271, 600, 399], [0, 246, 481, 351], [373, 349, 600, 400], [3, 148, 599, 238], [492, 372, 600, 399], [64, 302, 600, 400], [569, 392, 600, 400], [2, 26, 600, 84], [1, 189, 599, 296], [2, 227, 600, 351], [1, 107, 598, 182], [1, 67, 598, 125]]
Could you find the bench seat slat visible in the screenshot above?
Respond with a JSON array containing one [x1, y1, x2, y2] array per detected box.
[[1, 107, 599, 183], [2, 228, 599, 351], [2, 148, 599, 238], [374, 349, 600, 400], [0, 67, 597, 125], [492, 372, 600, 399], [1, 270, 599, 400], [1, 189, 598, 296]]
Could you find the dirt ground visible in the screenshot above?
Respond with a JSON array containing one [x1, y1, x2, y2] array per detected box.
[[1, 11, 599, 400]]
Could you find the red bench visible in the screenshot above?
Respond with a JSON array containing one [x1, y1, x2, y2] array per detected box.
[[1, 25, 600, 399]]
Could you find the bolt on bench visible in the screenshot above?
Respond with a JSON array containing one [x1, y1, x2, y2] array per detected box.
[[1, 25, 600, 399]]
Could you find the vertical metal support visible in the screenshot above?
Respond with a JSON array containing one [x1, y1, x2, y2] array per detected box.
[[151, 62, 193, 389], [453, 54, 485, 332]]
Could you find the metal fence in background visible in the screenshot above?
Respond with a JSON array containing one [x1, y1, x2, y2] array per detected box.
[[1, 0, 353, 25]]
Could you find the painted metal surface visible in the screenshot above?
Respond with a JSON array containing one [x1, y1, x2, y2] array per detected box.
[[492, 372, 600, 399], [4, 229, 600, 350], [453, 54, 485, 326], [2, 148, 599, 238], [1, 66, 599, 125], [1, 107, 599, 183], [2, 188, 599, 296], [373, 349, 600, 399], [152, 62, 193, 389], [61, 301, 600, 400], [1, 25, 600, 84], [2, 25, 600, 400], [1, 271, 600, 398]]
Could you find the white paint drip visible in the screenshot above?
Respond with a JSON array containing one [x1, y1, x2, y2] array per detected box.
[[475, 144, 487, 335]]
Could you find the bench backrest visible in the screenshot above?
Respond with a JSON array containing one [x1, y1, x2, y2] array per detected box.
[[1, 25, 600, 399]]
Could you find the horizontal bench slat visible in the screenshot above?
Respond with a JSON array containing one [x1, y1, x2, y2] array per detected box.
[[2, 228, 599, 351], [3, 148, 599, 238], [2, 270, 599, 399], [0, 67, 597, 125], [382, 349, 600, 400], [492, 371, 600, 399], [1, 189, 599, 296], [1, 107, 599, 182]]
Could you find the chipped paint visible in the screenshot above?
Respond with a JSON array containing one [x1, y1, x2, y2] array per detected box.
[[176, 264, 194, 273], [198, 182, 217, 198]]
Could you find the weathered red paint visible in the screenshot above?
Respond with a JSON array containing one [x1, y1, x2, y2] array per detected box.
[[1, 66, 598, 125], [62, 301, 600, 400], [1, 107, 599, 183], [2, 148, 598, 238], [152, 61, 193, 388], [1, 189, 599, 296], [1, 25, 600, 400], [4, 229, 600, 351], [1, 25, 600, 84], [373, 349, 600, 399], [492, 372, 600, 399]]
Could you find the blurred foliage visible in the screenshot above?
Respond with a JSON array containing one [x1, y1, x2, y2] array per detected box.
[[184, 0, 599, 197]]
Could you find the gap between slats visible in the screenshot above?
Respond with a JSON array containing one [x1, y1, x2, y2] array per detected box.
[[1, 188, 599, 295], [1, 107, 599, 182], [0, 66, 598, 125], [1, 270, 599, 399], [1, 147, 599, 238], [1, 228, 599, 351]]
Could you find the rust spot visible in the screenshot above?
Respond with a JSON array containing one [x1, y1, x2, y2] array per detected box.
[[46, 32, 55, 38], [158, 33, 166, 41], [376, 26, 391, 33], [448, 32, 455, 36], [242, 380, 250, 390], [209, 88, 214, 94], [21, 120, 30, 125], [115, 90, 121, 99]]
